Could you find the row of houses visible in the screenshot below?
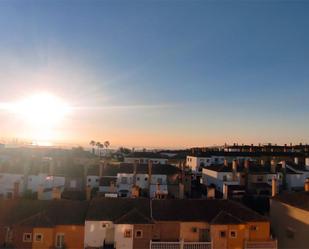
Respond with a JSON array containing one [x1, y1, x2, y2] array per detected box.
[[0, 198, 276, 249], [1, 161, 191, 200], [201, 159, 309, 198]]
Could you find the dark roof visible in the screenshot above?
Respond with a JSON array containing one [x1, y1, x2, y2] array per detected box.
[[100, 176, 117, 186], [125, 152, 168, 159], [272, 191, 309, 212], [0, 200, 88, 226], [211, 211, 243, 225], [86, 198, 151, 223], [61, 190, 86, 200], [151, 199, 267, 223], [205, 162, 297, 174], [18, 212, 54, 227], [100, 163, 181, 176], [114, 208, 153, 224]]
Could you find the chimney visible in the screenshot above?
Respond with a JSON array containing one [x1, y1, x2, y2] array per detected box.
[[148, 160, 153, 197], [223, 183, 228, 199], [109, 180, 116, 193], [86, 186, 92, 201], [179, 183, 184, 199], [37, 185, 44, 200], [272, 177, 278, 197], [133, 160, 138, 186], [294, 157, 299, 165], [305, 178, 309, 192], [52, 187, 61, 200], [305, 158, 309, 171], [271, 160, 277, 174], [49, 160, 55, 176], [244, 160, 250, 169], [13, 181, 20, 199], [232, 160, 238, 181], [207, 186, 215, 199]]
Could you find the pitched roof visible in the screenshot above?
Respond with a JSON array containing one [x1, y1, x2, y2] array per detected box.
[[211, 211, 243, 225], [0, 200, 89, 226], [86, 198, 151, 223], [272, 191, 309, 212], [151, 199, 267, 223], [18, 212, 54, 227], [100, 163, 181, 176], [99, 176, 117, 186], [114, 208, 153, 224]]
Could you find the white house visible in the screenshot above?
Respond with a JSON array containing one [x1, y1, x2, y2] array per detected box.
[[84, 198, 150, 249]]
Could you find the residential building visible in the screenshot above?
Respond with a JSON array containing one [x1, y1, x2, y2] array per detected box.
[[270, 182, 309, 249], [0, 199, 88, 249], [98, 162, 187, 198], [124, 152, 168, 165], [84, 198, 276, 249]]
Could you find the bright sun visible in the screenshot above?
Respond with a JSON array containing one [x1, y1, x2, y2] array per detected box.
[[8, 93, 71, 144], [12, 93, 70, 127]]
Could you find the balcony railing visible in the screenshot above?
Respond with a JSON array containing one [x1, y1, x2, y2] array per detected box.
[[150, 241, 212, 249], [245, 240, 277, 249]]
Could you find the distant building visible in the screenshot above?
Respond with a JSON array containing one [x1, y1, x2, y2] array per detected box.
[[124, 152, 168, 165]]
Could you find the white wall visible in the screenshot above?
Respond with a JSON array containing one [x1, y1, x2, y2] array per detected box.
[[87, 175, 100, 188], [84, 221, 114, 248], [27, 174, 65, 192], [202, 169, 240, 191], [114, 224, 133, 249]]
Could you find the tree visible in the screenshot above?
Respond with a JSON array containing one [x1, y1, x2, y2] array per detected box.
[[89, 140, 96, 154]]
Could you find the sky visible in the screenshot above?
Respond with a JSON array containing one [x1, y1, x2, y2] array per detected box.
[[0, 0, 309, 148]]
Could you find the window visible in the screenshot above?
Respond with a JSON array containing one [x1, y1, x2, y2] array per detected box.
[[23, 233, 32, 242], [95, 179, 99, 182], [157, 178, 163, 184], [124, 229, 132, 238], [135, 230, 143, 238], [223, 175, 227, 181], [88, 178, 91, 182], [286, 227, 294, 239], [55, 233, 65, 248], [219, 231, 226, 238], [34, 233, 43, 242], [230, 231, 237, 238], [102, 222, 109, 228], [250, 225, 258, 231], [144, 177, 148, 181], [137, 177, 140, 181], [192, 227, 198, 233]]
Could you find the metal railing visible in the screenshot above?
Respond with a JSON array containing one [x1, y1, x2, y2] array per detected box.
[[245, 240, 277, 249], [150, 241, 212, 249]]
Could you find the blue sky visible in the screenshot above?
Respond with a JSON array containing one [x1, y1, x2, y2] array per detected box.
[[0, 0, 309, 148]]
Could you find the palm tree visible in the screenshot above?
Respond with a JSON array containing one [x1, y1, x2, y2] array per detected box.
[[89, 140, 96, 154], [104, 141, 110, 158], [95, 142, 102, 157]]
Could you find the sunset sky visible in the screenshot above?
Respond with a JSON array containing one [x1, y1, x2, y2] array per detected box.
[[0, 0, 309, 148]]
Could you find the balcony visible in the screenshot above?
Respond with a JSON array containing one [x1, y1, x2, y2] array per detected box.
[[245, 240, 277, 249], [150, 241, 212, 249]]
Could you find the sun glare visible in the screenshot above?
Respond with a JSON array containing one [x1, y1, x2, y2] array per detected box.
[[12, 93, 70, 126], [7, 93, 71, 145]]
